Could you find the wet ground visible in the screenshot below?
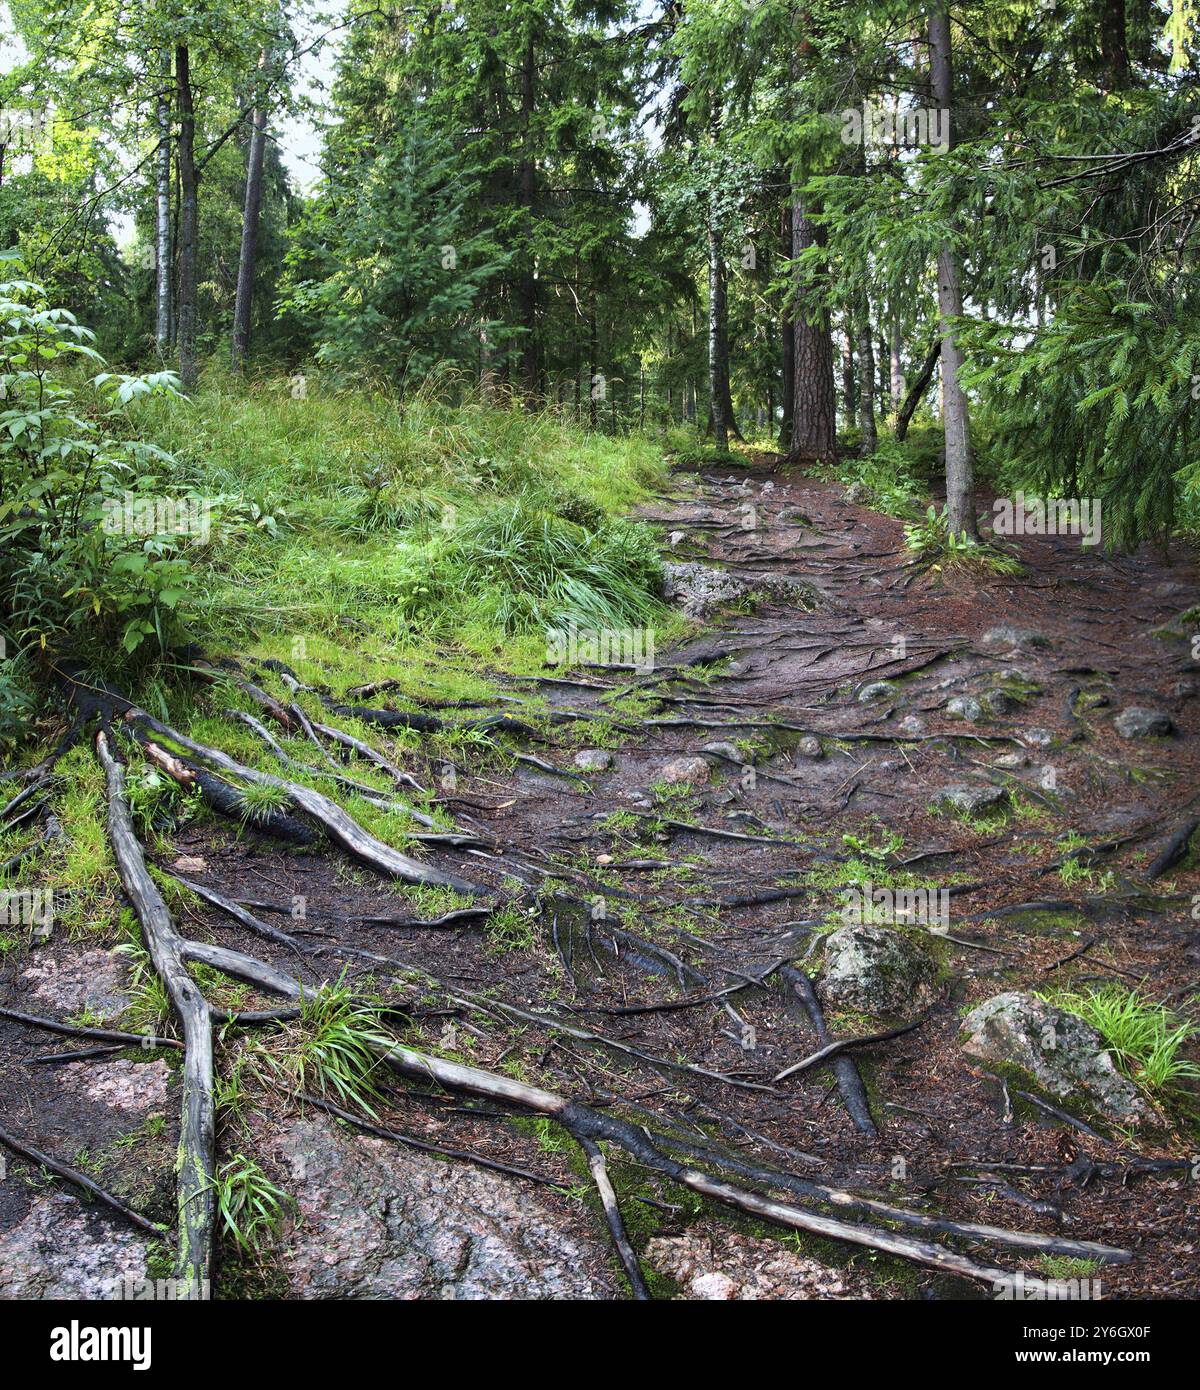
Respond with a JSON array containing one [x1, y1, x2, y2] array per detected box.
[[3, 456, 1199, 1299]]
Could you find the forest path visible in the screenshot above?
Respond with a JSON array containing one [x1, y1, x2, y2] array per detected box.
[[3, 454, 1200, 1299]]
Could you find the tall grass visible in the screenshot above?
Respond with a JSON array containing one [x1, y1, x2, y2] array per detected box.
[[1045, 985, 1200, 1095], [131, 371, 671, 657]]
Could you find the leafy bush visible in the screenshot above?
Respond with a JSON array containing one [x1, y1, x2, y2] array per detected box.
[[0, 252, 193, 674]]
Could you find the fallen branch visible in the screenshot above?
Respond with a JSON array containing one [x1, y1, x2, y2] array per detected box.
[[0, 1120, 161, 1235]]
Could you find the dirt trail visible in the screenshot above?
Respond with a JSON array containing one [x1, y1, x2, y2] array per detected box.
[[3, 456, 1199, 1299]]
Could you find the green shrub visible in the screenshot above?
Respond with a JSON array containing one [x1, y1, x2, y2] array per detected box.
[[0, 252, 192, 673]]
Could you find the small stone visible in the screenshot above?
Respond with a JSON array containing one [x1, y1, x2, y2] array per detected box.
[[1172, 680, 1197, 701], [659, 756, 710, 787], [573, 748, 612, 773], [796, 736, 823, 759], [897, 715, 927, 737], [946, 695, 983, 722], [993, 751, 1030, 770], [1022, 728, 1055, 748], [981, 688, 1018, 716], [173, 855, 208, 873], [691, 1272, 738, 1300], [669, 530, 686, 548], [930, 783, 1008, 817], [1114, 707, 1174, 739], [821, 924, 938, 1020], [595, 854, 613, 866], [981, 625, 1050, 650], [961, 992, 1149, 1127], [858, 680, 896, 702], [701, 741, 743, 763]]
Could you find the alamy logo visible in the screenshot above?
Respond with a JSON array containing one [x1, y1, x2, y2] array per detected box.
[[834, 102, 950, 153], [993, 1272, 1102, 1301], [49, 1321, 151, 1370], [0, 107, 47, 154], [992, 493, 1102, 547], [0, 888, 54, 930], [840, 880, 949, 931], [102, 492, 211, 543], [545, 621, 655, 674]]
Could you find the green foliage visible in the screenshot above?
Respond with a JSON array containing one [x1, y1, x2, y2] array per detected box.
[[282, 116, 505, 389], [259, 982, 394, 1118], [1045, 985, 1200, 1096], [904, 506, 1023, 576], [0, 255, 193, 671], [211, 1154, 292, 1254], [963, 283, 1200, 549]]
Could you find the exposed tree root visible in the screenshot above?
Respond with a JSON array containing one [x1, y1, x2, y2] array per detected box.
[[141, 741, 319, 845], [575, 1134, 650, 1299], [127, 710, 485, 895], [0, 1121, 161, 1235]]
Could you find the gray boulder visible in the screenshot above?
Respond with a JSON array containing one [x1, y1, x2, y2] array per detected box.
[[659, 755, 710, 787], [961, 992, 1150, 1127], [981, 626, 1050, 651], [858, 681, 896, 702], [821, 924, 938, 1019], [929, 783, 1008, 817], [1114, 707, 1174, 739], [946, 695, 983, 722], [573, 749, 613, 773]]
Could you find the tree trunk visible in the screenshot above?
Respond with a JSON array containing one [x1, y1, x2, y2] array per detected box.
[[176, 43, 199, 394], [856, 289, 877, 456], [779, 201, 795, 448], [231, 54, 269, 372], [1099, 0, 1130, 87], [895, 339, 939, 442], [788, 197, 837, 458], [889, 311, 904, 419], [517, 30, 539, 404], [155, 52, 172, 358], [841, 318, 856, 430], [927, 3, 975, 536], [707, 202, 730, 454]]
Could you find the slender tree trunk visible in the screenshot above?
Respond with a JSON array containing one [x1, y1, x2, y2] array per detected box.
[[155, 53, 172, 358], [789, 196, 837, 458], [857, 289, 877, 456], [928, 3, 975, 536], [175, 43, 198, 393], [1099, 0, 1130, 87], [841, 318, 856, 430], [779, 201, 795, 448], [707, 201, 730, 453], [232, 53, 269, 372], [517, 30, 539, 404], [889, 311, 904, 419]]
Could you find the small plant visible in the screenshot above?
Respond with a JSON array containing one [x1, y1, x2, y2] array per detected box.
[[904, 506, 1022, 576], [842, 828, 904, 861], [258, 980, 394, 1117], [211, 1154, 291, 1253], [1045, 985, 1200, 1095], [485, 902, 537, 954], [235, 779, 292, 827]]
